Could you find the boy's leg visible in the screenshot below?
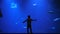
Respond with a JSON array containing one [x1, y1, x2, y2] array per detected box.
[[30, 26, 32, 34], [27, 27, 29, 34]]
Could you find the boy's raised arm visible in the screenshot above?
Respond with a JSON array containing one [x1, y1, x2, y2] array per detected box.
[[23, 19, 27, 23]]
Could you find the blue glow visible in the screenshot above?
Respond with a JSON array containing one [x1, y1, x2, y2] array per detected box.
[[16, 23, 18, 24], [24, 27, 27, 28], [53, 18, 60, 21], [33, 4, 37, 6], [48, 11, 54, 13], [0, 0, 59, 33], [11, 3, 17, 8], [52, 27, 55, 29]]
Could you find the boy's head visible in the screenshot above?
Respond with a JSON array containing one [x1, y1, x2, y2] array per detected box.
[[28, 15, 30, 18]]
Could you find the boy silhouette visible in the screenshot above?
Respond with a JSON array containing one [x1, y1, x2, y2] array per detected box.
[[23, 15, 36, 34], [0, 9, 2, 17]]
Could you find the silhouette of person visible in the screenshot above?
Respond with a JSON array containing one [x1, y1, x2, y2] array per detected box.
[[0, 9, 2, 17], [23, 15, 36, 34]]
